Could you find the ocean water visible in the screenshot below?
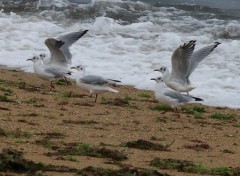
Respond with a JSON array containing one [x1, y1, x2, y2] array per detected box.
[[0, 0, 240, 108]]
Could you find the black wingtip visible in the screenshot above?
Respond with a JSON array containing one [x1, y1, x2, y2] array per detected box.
[[214, 42, 221, 46], [107, 79, 121, 83], [67, 72, 71, 75], [210, 42, 221, 52], [192, 96, 203, 101], [181, 40, 196, 50], [55, 40, 65, 48], [80, 30, 89, 37]]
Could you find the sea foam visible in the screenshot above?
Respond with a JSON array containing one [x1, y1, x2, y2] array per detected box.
[[0, 1, 240, 108]]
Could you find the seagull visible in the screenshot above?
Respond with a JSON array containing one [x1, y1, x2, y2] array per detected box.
[[41, 30, 88, 67], [27, 56, 71, 90], [71, 65, 120, 102], [151, 76, 203, 118], [28, 30, 88, 88], [154, 41, 221, 93]]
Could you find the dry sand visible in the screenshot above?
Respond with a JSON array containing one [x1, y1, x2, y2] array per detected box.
[[0, 68, 240, 176]]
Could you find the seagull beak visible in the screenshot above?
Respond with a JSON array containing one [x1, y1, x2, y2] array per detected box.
[[150, 78, 156, 81], [154, 69, 160, 71], [70, 67, 76, 70], [26, 58, 33, 61]]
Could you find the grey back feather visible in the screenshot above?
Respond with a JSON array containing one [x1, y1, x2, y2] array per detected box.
[[164, 91, 193, 103], [45, 67, 68, 78], [80, 75, 108, 85]]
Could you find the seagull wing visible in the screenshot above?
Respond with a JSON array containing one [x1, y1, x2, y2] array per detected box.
[[45, 38, 68, 67], [164, 90, 193, 103], [57, 30, 88, 64], [44, 66, 70, 78], [187, 42, 220, 78], [171, 40, 196, 82], [80, 75, 109, 85]]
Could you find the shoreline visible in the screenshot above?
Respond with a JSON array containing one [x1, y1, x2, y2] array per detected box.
[[1, 65, 239, 110]]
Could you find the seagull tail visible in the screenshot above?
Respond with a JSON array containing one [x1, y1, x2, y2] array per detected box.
[[108, 87, 119, 93]]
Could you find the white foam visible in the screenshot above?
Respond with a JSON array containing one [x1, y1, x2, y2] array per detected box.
[[0, 7, 240, 108]]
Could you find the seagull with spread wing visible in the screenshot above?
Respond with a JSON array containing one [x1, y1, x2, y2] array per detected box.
[[27, 30, 88, 90], [154, 40, 220, 93]]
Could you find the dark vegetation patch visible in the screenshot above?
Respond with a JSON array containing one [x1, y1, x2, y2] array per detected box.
[[0, 86, 13, 95], [19, 82, 45, 92], [0, 128, 33, 139], [57, 101, 68, 105], [151, 158, 240, 175], [0, 128, 7, 136], [44, 132, 66, 139], [77, 166, 166, 176], [20, 112, 38, 117], [209, 113, 238, 120], [181, 106, 206, 114], [102, 98, 129, 107], [17, 119, 39, 126], [0, 148, 166, 175], [0, 148, 78, 174], [138, 93, 151, 98], [120, 139, 174, 151], [0, 95, 15, 103], [62, 119, 99, 125], [149, 105, 172, 111], [221, 149, 235, 154], [181, 106, 206, 119], [74, 102, 95, 106], [47, 143, 127, 161], [23, 98, 38, 104], [3, 128, 33, 139], [0, 106, 10, 110], [55, 79, 68, 86], [35, 139, 59, 149], [183, 143, 210, 151]]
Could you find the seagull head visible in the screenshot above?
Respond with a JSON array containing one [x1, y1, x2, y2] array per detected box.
[[26, 56, 40, 63], [39, 53, 47, 60], [151, 76, 164, 83], [70, 65, 86, 72], [154, 66, 168, 73]]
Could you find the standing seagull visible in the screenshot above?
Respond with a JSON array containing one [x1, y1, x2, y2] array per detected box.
[[71, 65, 120, 102], [154, 41, 220, 93], [151, 76, 203, 118], [27, 56, 71, 90]]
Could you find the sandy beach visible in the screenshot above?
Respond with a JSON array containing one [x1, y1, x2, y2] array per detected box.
[[0, 67, 240, 176]]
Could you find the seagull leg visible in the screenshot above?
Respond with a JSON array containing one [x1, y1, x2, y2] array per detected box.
[[94, 94, 98, 102], [175, 107, 180, 118], [64, 76, 71, 85], [49, 81, 55, 91]]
